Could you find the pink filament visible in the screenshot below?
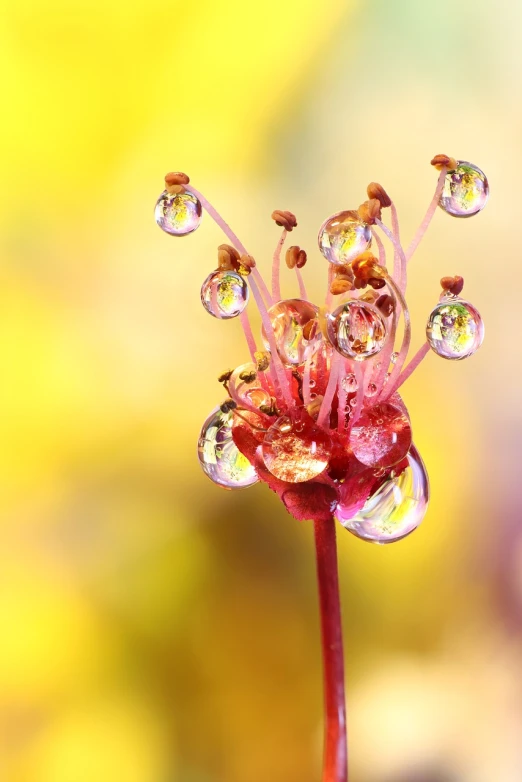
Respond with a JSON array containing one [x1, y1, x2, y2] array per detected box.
[[295, 267, 308, 301], [303, 350, 314, 406], [375, 219, 407, 279], [405, 168, 447, 262], [375, 304, 398, 401], [372, 229, 387, 269], [317, 351, 341, 429], [239, 310, 258, 363], [390, 341, 430, 396], [350, 362, 365, 427], [325, 265, 335, 309], [271, 229, 287, 302], [381, 275, 411, 400], [390, 203, 405, 291]]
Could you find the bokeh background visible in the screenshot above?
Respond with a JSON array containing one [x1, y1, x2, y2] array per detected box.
[[1, 1, 521, 780]]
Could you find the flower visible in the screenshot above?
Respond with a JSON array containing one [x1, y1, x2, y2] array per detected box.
[[156, 155, 487, 543]]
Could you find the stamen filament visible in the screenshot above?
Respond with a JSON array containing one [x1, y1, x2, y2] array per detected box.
[[381, 275, 411, 400], [317, 351, 341, 428], [271, 228, 287, 302], [405, 168, 447, 262], [295, 267, 308, 301], [391, 341, 430, 394]]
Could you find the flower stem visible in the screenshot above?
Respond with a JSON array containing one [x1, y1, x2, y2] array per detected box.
[[314, 517, 348, 782]]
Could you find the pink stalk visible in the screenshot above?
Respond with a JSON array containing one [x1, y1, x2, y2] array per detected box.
[[314, 517, 348, 782], [271, 229, 287, 302], [405, 168, 446, 262], [381, 276, 411, 400], [190, 185, 291, 407], [372, 229, 387, 269], [375, 306, 398, 401], [295, 267, 308, 301], [389, 341, 430, 396], [303, 349, 314, 406], [239, 310, 258, 364], [375, 219, 407, 279], [390, 203, 405, 291], [318, 352, 341, 428], [350, 362, 364, 427], [337, 360, 349, 434], [325, 265, 335, 309]]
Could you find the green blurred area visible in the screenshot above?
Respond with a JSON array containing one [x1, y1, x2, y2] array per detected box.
[[1, 1, 521, 780]]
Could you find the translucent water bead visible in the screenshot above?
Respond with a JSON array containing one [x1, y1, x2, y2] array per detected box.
[[318, 210, 372, 265], [201, 270, 249, 319], [349, 402, 412, 469], [262, 299, 320, 366], [228, 362, 271, 410], [426, 298, 484, 360], [335, 445, 429, 543], [155, 190, 202, 235], [327, 300, 387, 361], [198, 405, 258, 489], [262, 408, 332, 483], [439, 161, 489, 218]]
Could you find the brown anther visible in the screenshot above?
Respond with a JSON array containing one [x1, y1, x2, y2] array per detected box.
[[217, 243, 241, 271], [306, 395, 324, 420], [366, 182, 392, 208], [285, 246, 299, 269], [441, 275, 464, 295], [259, 398, 279, 416], [368, 277, 386, 290], [303, 319, 317, 340], [375, 293, 395, 317], [217, 369, 234, 384], [237, 254, 256, 276], [330, 278, 353, 295], [254, 351, 271, 372], [271, 210, 298, 232], [357, 199, 382, 225], [296, 249, 307, 268], [239, 369, 257, 383], [220, 399, 237, 414], [431, 154, 458, 171], [360, 289, 379, 304], [165, 171, 190, 194]]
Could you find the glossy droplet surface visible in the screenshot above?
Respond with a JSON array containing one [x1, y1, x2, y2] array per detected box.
[[327, 301, 387, 361], [155, 190, 202, 235], [426, 298, 484, 360], [336, 445, 429, 543], [228, 362, 271, 410], [439, 161, 489, 218], [201, 270, 249, 319], [342, 373, 358, 393], [262, 299, 320, 366], [365, 382, 378, 397], [349, 402, 412, 469], [262, 408, 332, 483], [198, 405, 258, 489], [318, 211, 372, 265]]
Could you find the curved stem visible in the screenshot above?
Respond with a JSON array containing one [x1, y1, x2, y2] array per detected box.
[[405, 168, 446, 262], [314, 517, 348, 782], [272, 228, 287, 302]]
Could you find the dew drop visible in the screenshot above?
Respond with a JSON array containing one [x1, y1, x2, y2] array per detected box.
[[327, 301, 387, 361], [201, 270, 249, 319], [391, 352, 399, 364], [426, 299, 484, 360], [262, 299, 321, 366], [318, 211, 372, 265], [439, 161, 489, 218], [228, 363, 271, 410], [155, 190, 202, 235], [341, 373, 358, 393], [365, 382, 378, 397], [335, 445, 429, 543], [262, 408, 332, 483], [198, 405, 258, 489], [349, 402, 412, 469]]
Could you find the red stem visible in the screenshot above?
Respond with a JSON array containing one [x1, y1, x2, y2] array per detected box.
[[314, 517, 348, 782]]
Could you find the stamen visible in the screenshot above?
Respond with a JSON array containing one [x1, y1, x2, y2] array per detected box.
[[405, 168, 447, 262], [381, 275, 411, 400], [317, 351, 341, 428], [271, 228, 287, 302], [295, 267, 308, 301]]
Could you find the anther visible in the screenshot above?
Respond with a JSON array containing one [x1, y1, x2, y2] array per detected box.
[[375, 293, 395, 316], [238, 254, 256, 276], [254, 351, 271, 372], [366, 182, 392, 208], [239, 369, 257, 383], [217, 244, 241, 271], [220, 399, 237, 414], [357, 199, 382, 225], [271, 210, 298, 231], [218, 369, 234, 384], [431, 154, 458, 171], [440, 275, 464, 295], [165, 172, 190, 194], [330, 278, 353, 295]]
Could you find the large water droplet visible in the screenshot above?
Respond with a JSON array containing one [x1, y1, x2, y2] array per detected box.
[[228, 362, 271, 410], [341, 373, 358, 393], [335, 445, 429, 543], [349, 402, 412, 469], [262, 299, 320, 366], [318, 211, 372, 265], [198, 405, 258, 489], [426, 299, 484, 360], [439, 161, 489, 218], [327, 300, 387, 360], [155, 190, 202, 235], [201, 270, 249, 319], [262, 408, 332, 483]]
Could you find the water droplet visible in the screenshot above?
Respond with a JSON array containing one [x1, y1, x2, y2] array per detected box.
[[426, 299, 484, 360], [262, 409, 332, 483], [155, 190, 202, 235], [439, 161, 489, 218], [228, 363, 271, 410], [309, 379, 316, 388], [349, 402, 412, 469], [366, 382, 378, 397], [349, 397, 357, 407], [335, 445, 429, 543], [198, 405, 258, 489], [262, 299, 320, 366], [341, 373, 358, 392], [391, 352, 399, 364], [201, 270, 249, 319], [327, 301, 387, 361], [318, 211, 372, 265]]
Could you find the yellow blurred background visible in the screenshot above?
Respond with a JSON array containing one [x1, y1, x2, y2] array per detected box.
[[1, 1, 521, 780]]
